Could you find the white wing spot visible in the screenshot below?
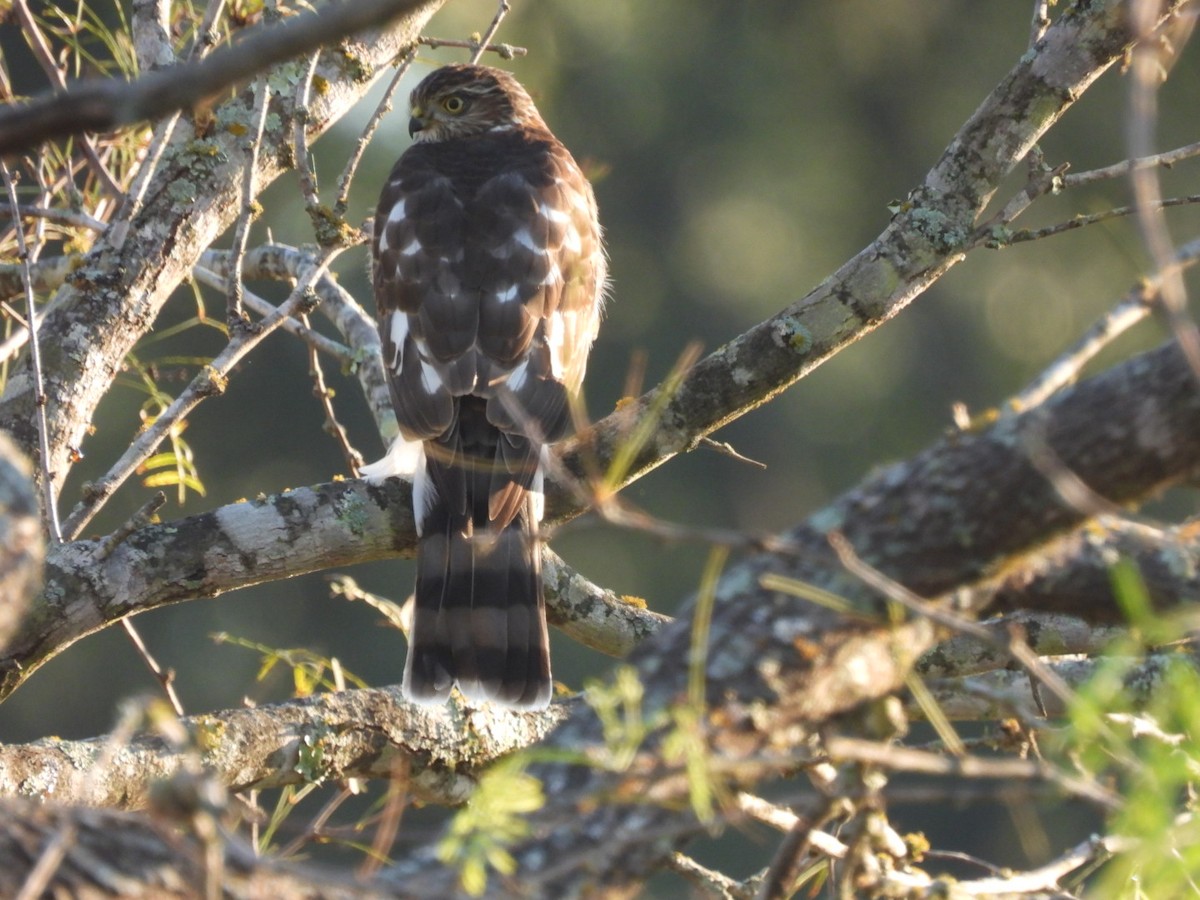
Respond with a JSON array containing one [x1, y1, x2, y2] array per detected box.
[[540, 203, 571, 225], [387, 313, 409, 371], [507, 358, 530, 392], [541, 264, 562, 287], [496, 284, 521, 303], [514, 229, 542, 252], [387, 199, 407, 224], [563, 227, 582, 254], [401, 238, 421, 257], [420, 359, 443, 395]]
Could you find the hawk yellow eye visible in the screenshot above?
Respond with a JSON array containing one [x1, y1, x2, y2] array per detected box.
[[442, 95, 465, 114]]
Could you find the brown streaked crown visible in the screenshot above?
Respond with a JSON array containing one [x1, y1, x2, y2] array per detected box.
[[407, 64, 548, 142]]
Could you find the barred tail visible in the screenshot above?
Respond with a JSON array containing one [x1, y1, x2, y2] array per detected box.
[[403, 467, 552, 710]]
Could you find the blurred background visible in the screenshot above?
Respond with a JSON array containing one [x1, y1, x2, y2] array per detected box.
[[2, 0, 1199, 886]]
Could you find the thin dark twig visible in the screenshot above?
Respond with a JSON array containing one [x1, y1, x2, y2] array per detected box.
[[278, 786, 354, 858], [357, 758, 411, 879], [302, 313, 364, 475], [333, 48, 417, 219], [120, 617, 185, 717], [1005, 194, 1200, 244], [469, 0, 511, 65]]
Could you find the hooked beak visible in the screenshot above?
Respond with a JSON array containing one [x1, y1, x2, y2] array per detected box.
[[408, 107, 428, 138]]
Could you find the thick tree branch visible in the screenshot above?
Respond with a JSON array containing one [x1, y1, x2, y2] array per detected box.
[[0, 686, 568, 808]]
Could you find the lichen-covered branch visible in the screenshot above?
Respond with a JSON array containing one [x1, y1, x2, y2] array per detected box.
[[0, 685, 568, 809]]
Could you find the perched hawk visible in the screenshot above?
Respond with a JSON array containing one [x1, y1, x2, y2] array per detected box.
[[362, 64, 606, 709]]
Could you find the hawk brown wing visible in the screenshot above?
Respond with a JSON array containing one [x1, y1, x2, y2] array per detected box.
[[365, 65, 605, 709]]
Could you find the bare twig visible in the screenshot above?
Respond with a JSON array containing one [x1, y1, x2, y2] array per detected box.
[[0, 162, 61, 542], [0, 205, 108, 232], [333, 49, 417, 218], [756, 802, 835, 900], [418, 35, 526, 59], [469, 0, 511, 65], [302, 312, 365, 475], [186, 0, 229, 60], [120, 619, 185, 718], [60, 246, 347, 539], [227, 77, 271, 327], [1029, 0, 1052, 47], [822, 736, 1120, 810], [1004, 193, 1200, 244], [1062, 139, 1200, 188], [14, 823, 76, 900], [192, 266, 355, 363], [0, 0, 434, 156], [669, 852, 758, 899]]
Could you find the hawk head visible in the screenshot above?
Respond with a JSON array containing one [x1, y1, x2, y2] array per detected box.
[[407, 64, 546, 142]]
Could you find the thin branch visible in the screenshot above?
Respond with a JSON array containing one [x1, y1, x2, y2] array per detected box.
[[1003, 193, 1200, 244], [186, 0, 228, 61], [468, 0, 511, 65], [756, 802, 835, 900], [0, 162, 61, 543], [0, 0, 434, 156], [333, 49, 416, 219], [292, 52, 324, 212], [192, 266, 354, 362], [1063, 138, 1200, 188], [417, 35, 527, 59], [0, 205, 107, 232], [60, 246, 347, 540], [119, 619, 185, 717], [302, 312, 364, 475], [821, 736, 1119, 810], [226, 77, 271, 327]]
